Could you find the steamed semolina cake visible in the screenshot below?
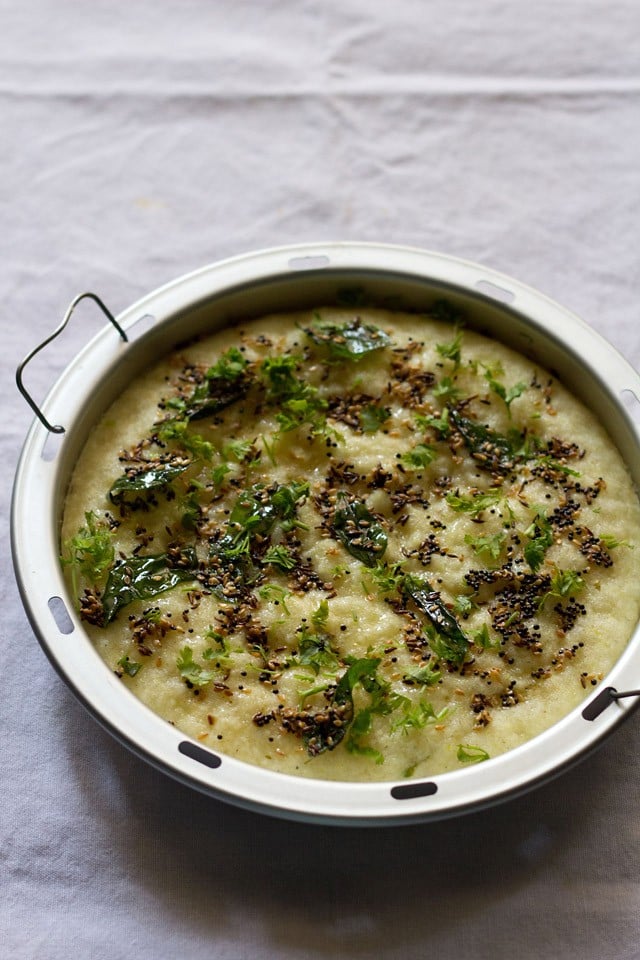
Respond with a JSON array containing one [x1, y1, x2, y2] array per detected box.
[[60, 304, 640, 782]]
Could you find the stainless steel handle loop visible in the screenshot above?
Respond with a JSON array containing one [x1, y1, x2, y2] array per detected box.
[[16, 292, 128, 434]]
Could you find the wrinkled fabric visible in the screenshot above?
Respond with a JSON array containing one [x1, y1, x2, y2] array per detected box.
[[2, 2, 640, 958]]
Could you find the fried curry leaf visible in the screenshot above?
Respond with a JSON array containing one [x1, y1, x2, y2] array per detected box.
[[449, 409, 518, 474], [402, 576, 470, 665], [170, 351, 249, 421], [109, 459, 192, 505], [102, 548, 198, 624], [209, 481, 310, 587], [303, 657, 381, 756], [332, 495, 388, 567], [303, 317, 391, 360]]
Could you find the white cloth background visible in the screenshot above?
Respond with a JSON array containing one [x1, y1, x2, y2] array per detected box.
[[2, 2, 640, 958]]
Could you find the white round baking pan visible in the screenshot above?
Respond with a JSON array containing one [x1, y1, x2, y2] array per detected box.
[[12, 242, 640, 825]]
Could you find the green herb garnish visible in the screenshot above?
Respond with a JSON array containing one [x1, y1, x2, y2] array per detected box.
[[484, 368, 527, 414], [303, 317, 391, 361], [156, 420, 214, 461], [400, 443, 437, 469], [402, 662, 442, 686], [464, 530, 507, 563], [457, 743, 490, 763], [175, 354, 249, 421], [332, 495, 388, 567], [449, 409, 518, 473], [392, 700, 449, 735], [109, 458, 192, 507], [548, 568, 585, 599], [262, 545, 296, 571], [524, 508, 555, 572], [435, 328, 463, 369], [359, 404, 390, 433], [102, 548, 198, 624], [117, 655, 142, 677], [177, 646, 220, 687], [446, 487, 503, 518], [206, 346, 248, 381], [62, 511, 114, 597], [402, 575, 470, 665], [296, 629, 341, 676]]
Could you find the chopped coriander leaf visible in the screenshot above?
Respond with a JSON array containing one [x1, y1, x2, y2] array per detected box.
[[206, 346, 248, 381], [368, 561, 406, 595], [453, 594, 476, 617], [432, 376, 462, 402], [262, 545, 296, 571], [223, 438, 256, 463], [294, 657, 382, 756], [276, 391, 330, 436], [342, 659, 406, 762], [257, 583, 292, 614], [402, 663, 442, 686], [533, 454, 581, 478], [61, 511, 114, 597], [210, 463, 231, 488], [303, 317, 391, 360], [484, 368, 527, 414], [332, 495, 388, 567], [156, 419, 214, 461], [260, 433, 278, 467], [270, 480, 310, 521], [117, 655, 142, 677], [180, 492, 202, 531], [211, 481, 309, 579], [549, 568, 585, 598], [400, 443, 437, 469], [457, 743, 490, 763], [298, 680, 334, 707], [419, 407, 450, 438], [177, 646, 220, 687], [204, 627, 229, 652], [392, 700, 448, 735], [261, 355, 300, 399], [600, 534, 631, 549], [359, 404, 390, 433], [524, 509, 554, 572], [435, 328, 463, 369], [464, 531, 507, 563], [310, 599, 330, 628], [296, 629, 341, 676], [473, 624, 500, 650], [260, 355, 332, 435], [446, 487, 503, 517]]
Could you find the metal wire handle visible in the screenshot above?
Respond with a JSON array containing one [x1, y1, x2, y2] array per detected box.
[[582, 686, 640, 721], [16, 292, 128, 434]]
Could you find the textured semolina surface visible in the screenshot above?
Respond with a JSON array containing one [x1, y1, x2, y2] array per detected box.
[[61, 305, 640, 782]]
